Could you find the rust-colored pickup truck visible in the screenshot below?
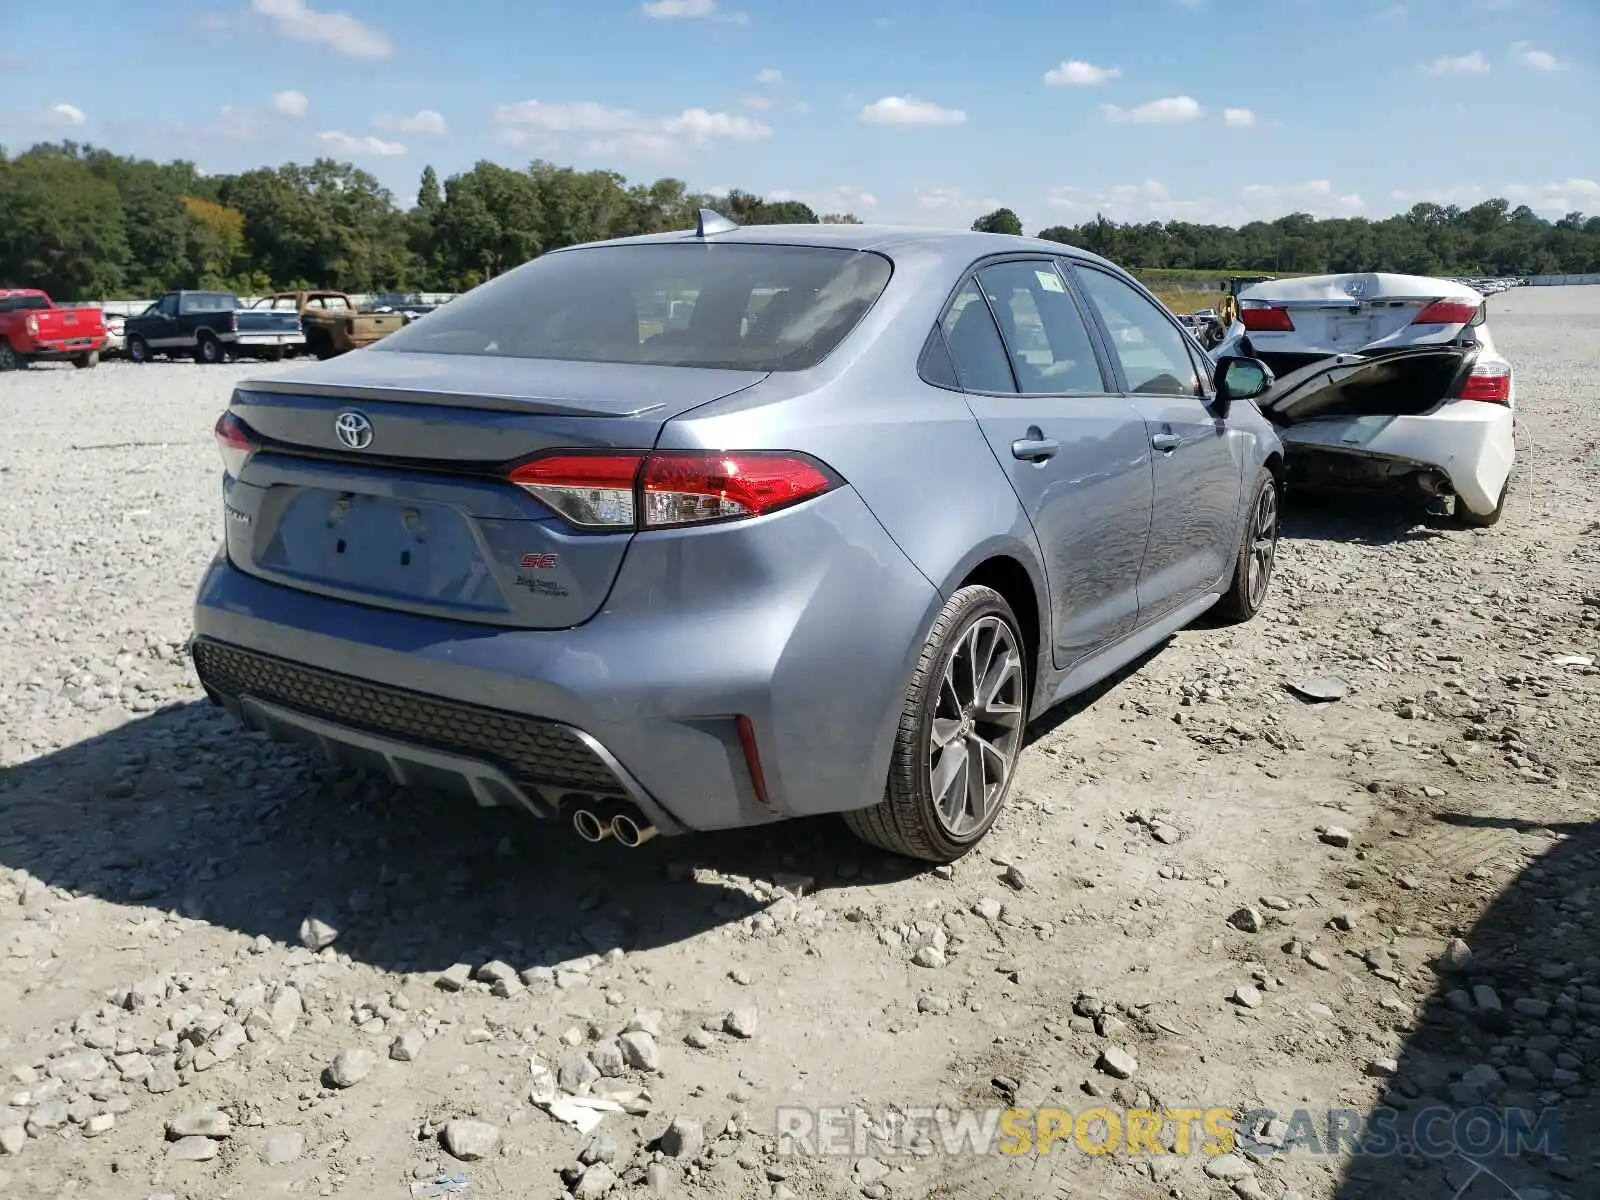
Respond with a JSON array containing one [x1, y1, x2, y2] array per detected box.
[[252, 291, 404, 359], [0, 289, 109, 370]]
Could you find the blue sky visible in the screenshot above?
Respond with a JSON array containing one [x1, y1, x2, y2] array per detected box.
[[1, 0, 1595, 230]]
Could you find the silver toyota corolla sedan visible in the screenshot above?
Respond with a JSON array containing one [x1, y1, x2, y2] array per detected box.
[[190, 213, 1285, 862]]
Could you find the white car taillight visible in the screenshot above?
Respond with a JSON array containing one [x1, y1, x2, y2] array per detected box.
[[1459, 361, 1511, 404]]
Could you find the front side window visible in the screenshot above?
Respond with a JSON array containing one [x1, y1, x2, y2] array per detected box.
[[1073, 267, 1203, 397], [376, 242, 893, 372], [976, 260, 1107, 394]]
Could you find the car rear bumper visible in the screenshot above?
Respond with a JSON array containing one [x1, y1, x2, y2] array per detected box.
[[30, 337, 107, 359], [1279, 398, 1514, 515], [233, 332, 306, 348], [190, 485, 942, 834]]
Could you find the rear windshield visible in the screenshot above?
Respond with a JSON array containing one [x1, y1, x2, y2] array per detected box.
[[373, 242, 893, 371], [0, 295, 50, 313]]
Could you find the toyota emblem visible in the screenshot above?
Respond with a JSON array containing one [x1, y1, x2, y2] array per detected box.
[[334, 411, 374, 449]]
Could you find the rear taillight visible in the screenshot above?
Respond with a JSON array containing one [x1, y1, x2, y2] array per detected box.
[[25, 314, 39, 336], [510, 453, 642, 528], [1413, 300, 1480, 325], [1459, 362, 1511, 404], [1239, 303, 1294, 333], [508, 450, 840, 531], [230, 312, 239, 333], [214, 411, 258, 477]]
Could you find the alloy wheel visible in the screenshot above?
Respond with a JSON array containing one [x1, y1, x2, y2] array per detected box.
[[1247, 482, 1279, 609], [927, 615, 1025, 838]]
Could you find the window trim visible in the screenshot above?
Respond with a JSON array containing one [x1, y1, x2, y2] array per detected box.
[[1066, 262, 1210, 400], [928, 272, 1021, 396], [973, 258, 1114, 398]]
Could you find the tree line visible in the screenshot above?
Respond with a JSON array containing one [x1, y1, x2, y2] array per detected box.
[[1, 140, 1596, 301]]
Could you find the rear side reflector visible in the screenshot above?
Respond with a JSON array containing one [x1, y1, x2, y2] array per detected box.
[[509, 450, 840, 531], [1239, 304, 1295, 333], [1459, 362, 1511, 404], [214, 411, 259, 478], [735, 715, 772, 809], [1413, 300, 1480, 325]]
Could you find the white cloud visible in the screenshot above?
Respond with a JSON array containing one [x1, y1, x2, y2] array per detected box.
[[251, 0, 392, 59], [1100, 95, 1203, 123], [48, 103, 86, 126], [317, 130, 407, 156], [1043, 177, 1367, 225], [641, 0, 714, 14], [858, 96, 967, 126], [271, 90, 309, 118], [1223, 107, 1256, 127], [1241, 179, 1365, 216], [374, 109, 447, 134], [766, 184, 879, 213], [1510, 41, 1567, 71], [494, 99, 770, 162], [742, 96, 774, 110], [639, 0, 747, 19], [1043, 59, 1122, 86], [755, 68, 782, 84], [1374, 3, 1406, 19], [912, 187, 1008, 226], [1423, 51, 1490, 76], [1507, 178, 1600, 212]]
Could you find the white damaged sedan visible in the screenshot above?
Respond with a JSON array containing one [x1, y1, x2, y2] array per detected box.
[[1217, 272, 1515, 526]]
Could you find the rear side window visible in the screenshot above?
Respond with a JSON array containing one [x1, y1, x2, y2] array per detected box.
[[939, 282, 1016, 393], [376, 243, 893, 372], [180, 293, 236, 315], [975, 261, 1106, 394]]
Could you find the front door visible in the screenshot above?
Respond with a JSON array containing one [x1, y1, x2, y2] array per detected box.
[[938, 259, 1154, 669], [1068, 263, 1246, 624], [143, 294, 184, 349]]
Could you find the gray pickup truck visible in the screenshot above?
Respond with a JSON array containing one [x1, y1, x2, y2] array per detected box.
[[123, 291, 307, 364]]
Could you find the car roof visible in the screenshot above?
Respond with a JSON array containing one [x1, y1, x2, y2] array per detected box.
[[552, 223, 1123, 274]]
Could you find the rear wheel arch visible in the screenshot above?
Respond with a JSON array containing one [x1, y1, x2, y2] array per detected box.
[[957, 555, 1042, 702]]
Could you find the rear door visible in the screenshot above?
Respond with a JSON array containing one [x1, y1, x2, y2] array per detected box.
[[936, 259, 1154, 667], [1067, 262, 1245, 624]]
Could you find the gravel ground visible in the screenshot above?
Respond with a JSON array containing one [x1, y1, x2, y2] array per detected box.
[[1, 286, 1596, 1200]]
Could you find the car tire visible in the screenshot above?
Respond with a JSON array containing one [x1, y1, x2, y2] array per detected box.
[[72, 351, 99, 369], [127, 335, 149, 364], [0, 339, 18, 372], [195, 333, 223, 365], [1211, 467, 1280, 624], [843, 585, 1029, 864], [1455, 472, 1510, 529]]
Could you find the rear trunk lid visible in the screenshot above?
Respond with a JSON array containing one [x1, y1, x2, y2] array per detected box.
[[1238, 272, 1484, 358], [1253, 345, 1477, 425], [222, 351, 766, 629]]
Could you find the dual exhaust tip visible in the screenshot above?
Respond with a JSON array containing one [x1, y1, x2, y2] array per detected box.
[[572, 807, 658, 848]]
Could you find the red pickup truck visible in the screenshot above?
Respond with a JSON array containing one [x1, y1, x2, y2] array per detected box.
[[0, 289, 109, 371]]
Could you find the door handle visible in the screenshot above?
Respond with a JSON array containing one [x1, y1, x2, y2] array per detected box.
[[1150, 432, 1182, 453], [1011, 436, 1060, 463]]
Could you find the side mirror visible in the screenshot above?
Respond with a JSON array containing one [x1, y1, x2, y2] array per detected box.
[[1212, 354, 1275, 413]]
